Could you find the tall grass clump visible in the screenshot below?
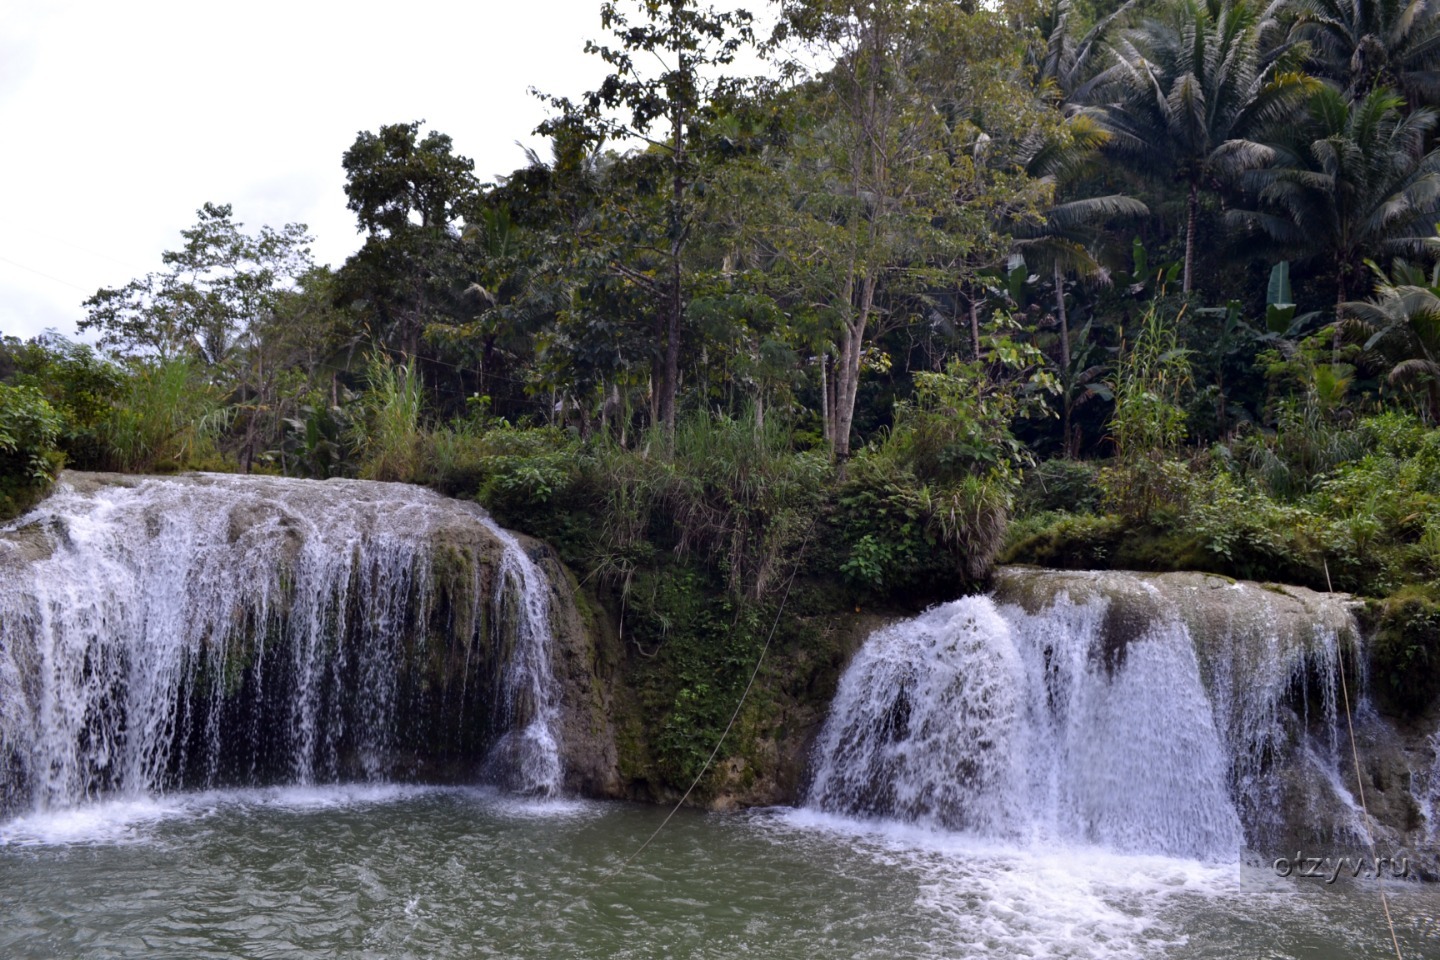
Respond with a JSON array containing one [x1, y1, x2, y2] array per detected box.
[[1101, 305, 1193, 519], [357, 356, 426, 482], [666, 411, 831, 598], [103, 358, 229, 473]]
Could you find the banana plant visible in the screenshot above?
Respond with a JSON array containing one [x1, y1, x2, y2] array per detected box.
[[1261, 261, 1323, 339]]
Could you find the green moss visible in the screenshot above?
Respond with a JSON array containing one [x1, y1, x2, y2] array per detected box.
[[594, 554, 877, 806], [1002, 513, 1126, 568], [1367, 584, 1440, 717]]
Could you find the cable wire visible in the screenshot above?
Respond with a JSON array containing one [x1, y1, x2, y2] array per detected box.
[[602, 522, 816, 878], [1325, 560, 1405, 960]]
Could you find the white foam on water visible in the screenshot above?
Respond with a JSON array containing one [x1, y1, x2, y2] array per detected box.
[[213, 782, 438, 812], [0, 783, 453, 846], [0, 794, 192, 847], [759, 807, 1286, 960], [456, 785, 601, 821]]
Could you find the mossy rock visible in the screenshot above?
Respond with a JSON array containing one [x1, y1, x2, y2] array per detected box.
[[1367, 585, 1440, 717], [1001, 513, 1126, 569]]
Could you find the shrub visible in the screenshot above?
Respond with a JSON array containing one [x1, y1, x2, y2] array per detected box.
[[1182, 469, 1328, 585], [0, 335, 123, 469], [1002, 511, 1126, 568], [0, 383, 64, 518], [834, 459, 949, 596], [1018, 458, 1104, 514]]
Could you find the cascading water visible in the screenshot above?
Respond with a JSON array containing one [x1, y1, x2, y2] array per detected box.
[[0, 472, 564, 817], [478, 521, 562, 795], [806, 569, 1368, 861]]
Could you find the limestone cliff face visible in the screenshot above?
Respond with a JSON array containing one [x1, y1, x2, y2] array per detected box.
[[598, 599, 888, 811], [525, 543, 622, 797]]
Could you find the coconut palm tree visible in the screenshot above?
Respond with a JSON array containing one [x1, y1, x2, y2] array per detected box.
[[1083, 0, 1314, 293], [1340, 263, 1440, 420], [1226, 86, 1440, 303], [1027, 0, 1140, 103], [1287, 0, 1440, 103], [1016, 114, 1148, 454]]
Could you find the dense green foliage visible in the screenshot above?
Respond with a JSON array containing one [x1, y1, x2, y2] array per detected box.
[[0, 383, 63, 517], [6, 0, 1440, 747]]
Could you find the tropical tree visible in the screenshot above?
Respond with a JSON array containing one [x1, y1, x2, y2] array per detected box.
[[1084, 0, 1314, 293], [1026, 0, 1138, 103], [1340, 261, 1440, 420], [1288, 0, 1440, 103], [81, 203, 314, 365], [1227, 86, 1440, 303], [337, 121, 480, 359], [440, 127, 648, 428], [537, 0, 756, 444], [769, 0, 1053, 462], [1015, 113, 1147, 455]]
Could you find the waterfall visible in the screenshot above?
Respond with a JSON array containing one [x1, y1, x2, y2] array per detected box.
[[806, 569, 1364, 861], [476, 519, 562, 795], [0, 472, 564, 816]]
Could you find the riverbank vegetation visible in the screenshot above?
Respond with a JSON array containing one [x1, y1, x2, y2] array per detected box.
[[5, 0, 1440, 770]]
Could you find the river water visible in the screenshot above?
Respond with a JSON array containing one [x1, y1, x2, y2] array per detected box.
[[1, 786, 1435, 959]]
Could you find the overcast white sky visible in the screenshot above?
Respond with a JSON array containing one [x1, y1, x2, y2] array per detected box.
[[0, 0, 769, 342]]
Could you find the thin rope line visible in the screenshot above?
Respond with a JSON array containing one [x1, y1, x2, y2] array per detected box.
[[0, 254, 93, 292], [602, 522, 816, 878], [1325, 560, 1404, 960], [491, 526, 816, 954]]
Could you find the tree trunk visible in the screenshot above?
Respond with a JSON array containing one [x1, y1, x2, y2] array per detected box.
[[1183, 179, 1198, 295], [1216, 370, 1228, 437], [661, 264, 681, 442], [1056, 262, 1074, 459], [1334, 262, 1347, 363], [612, 383, 629, 448], [660, 101, 687, 447], [969, 294, 981, 359], [833, 324, 862, 465], [820, 353, 834, 447], [1055, 262, 1071, 373], [832, 275, 876, 465]]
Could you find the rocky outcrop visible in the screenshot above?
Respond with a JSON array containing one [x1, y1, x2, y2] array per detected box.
[[527, 543, 622, 797]]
